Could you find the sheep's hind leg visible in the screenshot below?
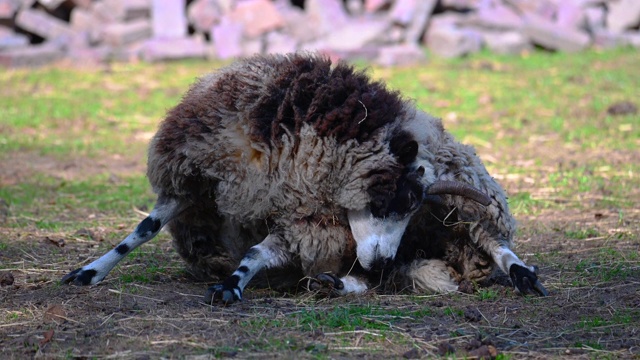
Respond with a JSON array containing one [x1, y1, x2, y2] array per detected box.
[[205, 234, 290, 305], [490, 245, 548, 296], [307, 273, 368, 296], [61, 197, 183, 286]]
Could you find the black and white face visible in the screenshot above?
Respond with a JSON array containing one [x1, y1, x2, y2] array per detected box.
[[348, 167, 425, 271]]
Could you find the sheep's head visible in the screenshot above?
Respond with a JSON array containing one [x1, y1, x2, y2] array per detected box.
[[348, 160, 493, 272], [349, 161, 426, 272]]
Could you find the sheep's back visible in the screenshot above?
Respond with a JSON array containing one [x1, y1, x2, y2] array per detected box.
[[147, 53, 413, 220]]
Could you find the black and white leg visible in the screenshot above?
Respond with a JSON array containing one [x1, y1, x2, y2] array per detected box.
[[62, 197, 182, 286], [492, 246, 548, 296], [204, 234, 290, 305], [307, 273, 369, 296]]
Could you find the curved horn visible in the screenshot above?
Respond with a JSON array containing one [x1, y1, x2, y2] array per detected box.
[[426, 181, 492, 206]]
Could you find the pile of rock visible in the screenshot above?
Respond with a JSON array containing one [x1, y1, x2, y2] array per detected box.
[[1, 0, 639, 67]]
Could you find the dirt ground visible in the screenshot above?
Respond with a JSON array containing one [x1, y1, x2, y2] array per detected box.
[[1, 146, 638, 360], [1, 100, 639, 358]]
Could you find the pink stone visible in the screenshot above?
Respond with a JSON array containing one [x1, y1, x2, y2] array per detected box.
[[15, 8, 74, 39], [104, 0, 151, 21], [0, 42, 65, 67], [318, 19, 389, 52], [229, 0, 285, 38], [521, 13, 590, 52], [0, 26, 29, 49], [425, 24, 482, 58], [102, 19, 152, 47], [607, 0, 640, 33], [152, 0, 187, 39], [142, 36, 206, 61], [556, 1, 585, 29], [305, 0, 349, 36], [364, 0, 390, 13], [481, 30, 531, 55], [469, 4, 523, 30], [211, 17, 243, 59], [0, 0, 18, 19], [187, 0, 221, 33], [375, 43, 426, 67]]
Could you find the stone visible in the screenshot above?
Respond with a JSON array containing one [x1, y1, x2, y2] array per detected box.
[[102, 19, 152, 47], [375, 43, 426, 67], [152, 0, 187, 39], [67, 44, 112, 64], [346, 0, 364, 15], [0, 42, 65, 67], [241, 37, 263, 57], [229, 0, 284, 38], [211, 17, 243, 59], [556, 0, 585, 29], [622, 31, 640, 48], [440, 0, 483, 10], [92, 1, 118, 24], [389, 0, 417, 25], [70, 0, 93, 9], [481, 30, 531, 54], [316, 18, 390, 52], [466, 4, 523, 30], [0, 0, 18, 19], [187, 0, 221, 33], [0, 26, 28, 49], [104, 0, 151, 21], [305, 0, 349, 37], [591, 28, 627, 49], [584, 5, 605, 31], [606, 0, 640, 33], [265, 31, 297, 54], [111, 40, 145, 61], [507, 0, 557, 20], [364, 0, 390, 13], [142, 36, 206, 61], [15, 8, 74, 39], [521, 13, 590, 52], [37, 0, 65, 11], [280, 6, 318, 43], [70, 8, 102, 44], [404, 0, 437, 43], [425, 24, 482, 58]]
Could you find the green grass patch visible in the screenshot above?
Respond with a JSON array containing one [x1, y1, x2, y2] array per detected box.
[[0, 174, 155, 231]]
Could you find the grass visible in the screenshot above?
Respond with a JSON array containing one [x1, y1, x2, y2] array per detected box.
[[1, 48, 639, 359]]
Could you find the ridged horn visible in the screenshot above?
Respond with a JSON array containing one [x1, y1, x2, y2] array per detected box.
[[425, 181, 492, 206]]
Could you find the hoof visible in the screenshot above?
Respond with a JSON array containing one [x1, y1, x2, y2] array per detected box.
[[307, 273, 344, 296], [61, 268, 100, 286], [204, 283, 242, 305], [509, 264, 548, 296]]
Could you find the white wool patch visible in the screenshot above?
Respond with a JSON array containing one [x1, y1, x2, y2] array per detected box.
[[348, 208, 411, 270]]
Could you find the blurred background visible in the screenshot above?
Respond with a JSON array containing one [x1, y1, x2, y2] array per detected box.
[[1, 0, 640, 67]]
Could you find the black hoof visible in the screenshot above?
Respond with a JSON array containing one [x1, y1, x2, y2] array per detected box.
[[307, 273, 344, 296], [509, 264, 548, 296], [61, 268, 98, 286], [204, 283, 242, 305]]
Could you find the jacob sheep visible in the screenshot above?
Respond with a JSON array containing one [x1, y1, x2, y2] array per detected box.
[[62, 53, 547, 303]]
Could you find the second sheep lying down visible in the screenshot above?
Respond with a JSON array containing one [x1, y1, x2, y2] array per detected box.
[[62, 53, 547, 302]]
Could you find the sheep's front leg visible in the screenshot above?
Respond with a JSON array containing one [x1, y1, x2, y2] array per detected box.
[[62, 197, 182, 286], [204, 234, 290, 305]]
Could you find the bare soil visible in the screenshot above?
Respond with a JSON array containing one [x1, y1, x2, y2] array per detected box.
[[1, 142, 639, 359]]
